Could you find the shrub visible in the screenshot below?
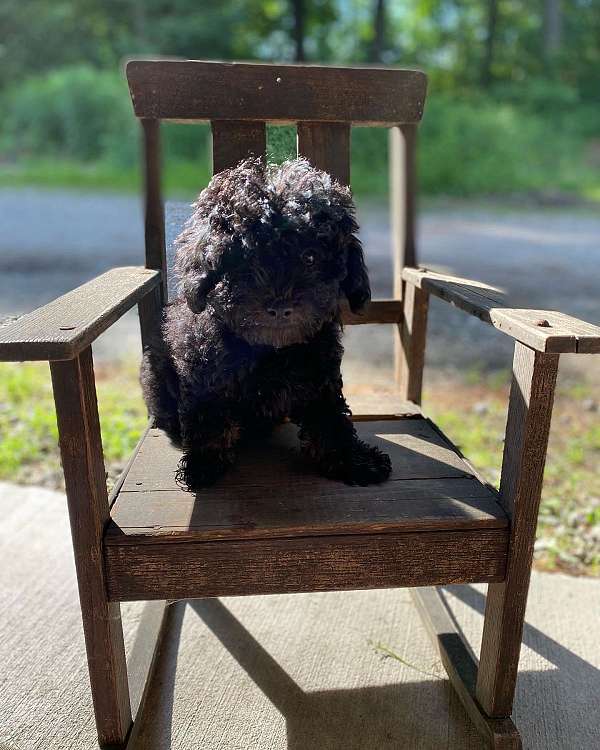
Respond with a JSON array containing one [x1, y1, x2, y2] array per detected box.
[[1, 68, 597, 199], [3, 66, 137, 163], [418, 93, 592, 195]]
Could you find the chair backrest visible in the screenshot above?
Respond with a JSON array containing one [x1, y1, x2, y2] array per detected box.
[[126, 60, 427, 308]]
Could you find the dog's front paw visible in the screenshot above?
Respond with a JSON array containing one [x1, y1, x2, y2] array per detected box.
[[314, 438, 392, 486], [348, 439, 392, 485], [175, 449, 232, 491]]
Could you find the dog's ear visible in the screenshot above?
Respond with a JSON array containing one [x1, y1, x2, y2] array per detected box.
[[175, 158, 266, 314], [182, 269, 220, 314], [341, 234, 371, 313]]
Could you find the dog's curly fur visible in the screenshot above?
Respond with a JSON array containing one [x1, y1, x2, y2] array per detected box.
[[141, 157, 392, 491]]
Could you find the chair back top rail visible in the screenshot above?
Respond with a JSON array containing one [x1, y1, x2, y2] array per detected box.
[[126, 60, 427, 125]]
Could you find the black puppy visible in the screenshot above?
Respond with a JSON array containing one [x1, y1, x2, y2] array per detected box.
[[141, 157, 391, 491]]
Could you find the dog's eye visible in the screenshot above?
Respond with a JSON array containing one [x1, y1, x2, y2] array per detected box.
[[302, 252, 315, 266]]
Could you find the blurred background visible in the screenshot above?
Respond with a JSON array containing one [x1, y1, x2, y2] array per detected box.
[[2, 1, 600, 196], [1, 0, 599, 575]]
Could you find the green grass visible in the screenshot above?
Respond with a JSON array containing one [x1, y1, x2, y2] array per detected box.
[[0, 361, 147, 488], [0, 158, 213, 197]]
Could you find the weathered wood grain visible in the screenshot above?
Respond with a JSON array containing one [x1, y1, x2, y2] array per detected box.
[[211, 120, 267, 173], [340, 299, 403, 325], [105, 528, 507, 601], [0, 267, 160, 361], [107, 482, 505, 547], [389, 125, 418, 277], [142, 119, 167, 300], [412, 588, 522, 749], [398, 282, 429, 404], [346, 391, 421, 420], [476, 343, 559, 717], [127, 61, 427, 125], [403, 267, 600, 353], [116, 421, 476, 494], [138, 284, 163, 358], [297, 122, 351, 185], [107, 473, 506, 546], [390, 124, 419, 388], [50, 348, 132, 745], [106, 417, 507, 545]]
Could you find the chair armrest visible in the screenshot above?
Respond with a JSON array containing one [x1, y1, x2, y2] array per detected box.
[[0, 266, 161, 362], [403, 267, 600, 354]]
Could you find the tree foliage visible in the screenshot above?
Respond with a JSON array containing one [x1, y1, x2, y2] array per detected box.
[[1, 0, 598, 99], [1, 1, 598, 197]]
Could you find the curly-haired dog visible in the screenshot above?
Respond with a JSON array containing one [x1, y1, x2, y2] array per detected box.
[[141, 157, 392, 491]]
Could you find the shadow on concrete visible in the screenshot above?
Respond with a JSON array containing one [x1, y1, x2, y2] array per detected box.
[[125, 592, 600, 749]]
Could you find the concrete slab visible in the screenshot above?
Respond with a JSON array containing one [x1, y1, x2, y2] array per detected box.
[[1, 481, 599, 749]]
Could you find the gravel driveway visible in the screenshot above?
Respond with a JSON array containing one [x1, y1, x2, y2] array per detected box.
[[1, 188, 599, 375]]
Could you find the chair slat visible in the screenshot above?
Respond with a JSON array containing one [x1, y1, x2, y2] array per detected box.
[[127, 61, 427, 125], [211, 121, 266, 174], [141, 119, 167, 298], [297, 122, 350, 186]]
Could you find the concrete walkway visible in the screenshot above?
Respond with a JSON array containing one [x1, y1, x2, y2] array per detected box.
[[1, 481, 599, 749]]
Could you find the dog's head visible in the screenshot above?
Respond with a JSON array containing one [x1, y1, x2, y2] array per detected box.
[[174, 157, 370, 348]]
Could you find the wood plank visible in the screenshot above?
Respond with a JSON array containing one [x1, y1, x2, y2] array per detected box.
[[340, 298, 403, 325], [106, 417, 507, 546], [390, 125, 419, 389], [211, 120, 267, 173], [389, 125, 418, 276], [403, 267, 600, 353], [412, 588, 522, 749], [117, 421, 476, 493], [346, 392, 421, 420], [398, 282, 429, 404], [297, 122, 351, 185], [105, 528, 507, 602], [107, 475, 505, 545], [0, 267, 160, 362], [127, 61, 427, 125], [138, 284, 163, 359], [476, 344, 559, 717], [50, 348, 131, 745], [142, 119, 167, 300]]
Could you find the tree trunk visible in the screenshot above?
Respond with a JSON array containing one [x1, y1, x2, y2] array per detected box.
[[481, 0, 499, 88], [543, 0, 562, 60], [291, 0, 305, 62], [369, 0, 386, 63]]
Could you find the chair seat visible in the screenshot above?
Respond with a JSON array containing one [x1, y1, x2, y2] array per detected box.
[[104, 412, 508, 602]]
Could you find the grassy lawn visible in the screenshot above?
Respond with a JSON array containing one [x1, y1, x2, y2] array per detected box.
[[0, 360, 147, 489], [0, 158, 212, 198], [1, 360, 598, 576]]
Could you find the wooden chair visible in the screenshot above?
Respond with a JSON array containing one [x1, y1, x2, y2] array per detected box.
[[2, 61, 600, 749]]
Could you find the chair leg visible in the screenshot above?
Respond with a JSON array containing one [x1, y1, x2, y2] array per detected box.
[[412, 587, 522, 749], [51, 349, 132, 746], [476, 344, 559, 717]]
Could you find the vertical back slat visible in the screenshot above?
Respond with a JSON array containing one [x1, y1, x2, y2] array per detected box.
[[141, 119, 167, 300], [390, 123, 418, 386], [297, 122, 351, 186], [211, 121, 267, 174]]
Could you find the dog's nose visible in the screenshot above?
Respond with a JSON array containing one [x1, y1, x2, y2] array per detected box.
[[267, 305, 293, 319]]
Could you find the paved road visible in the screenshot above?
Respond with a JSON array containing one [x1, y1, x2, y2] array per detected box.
[[1, 189, 599, 371]]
